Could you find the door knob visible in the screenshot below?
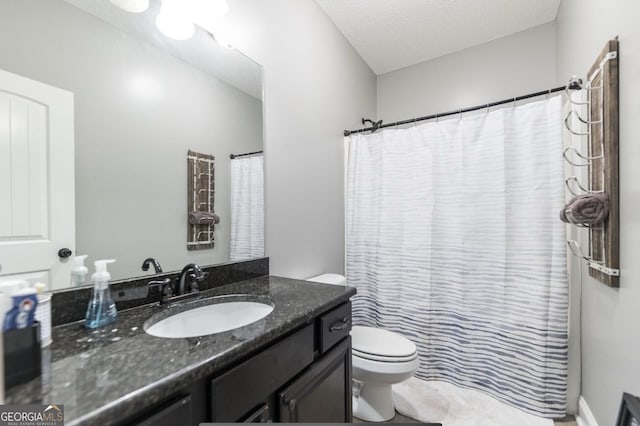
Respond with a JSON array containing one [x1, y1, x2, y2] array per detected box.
[[58, 248, 72, 259]]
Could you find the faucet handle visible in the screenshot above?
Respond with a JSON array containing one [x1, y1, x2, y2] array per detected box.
[[186, 272, 202, 290]]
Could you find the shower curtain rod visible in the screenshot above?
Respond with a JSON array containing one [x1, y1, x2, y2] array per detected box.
[[229, 150, 263, 159], [344, 85, 571, 137]]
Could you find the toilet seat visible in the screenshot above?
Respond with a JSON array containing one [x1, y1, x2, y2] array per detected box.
[[352, 348, 418, 363], [352, 350, 420, 377], [351, 326, 417, 362]]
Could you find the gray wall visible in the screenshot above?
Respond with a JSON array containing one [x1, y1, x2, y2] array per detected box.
[[377, 23, 557, 122], [0, 0, 263, 283], [225, 0, 377, 278], [556, 0, 640, 424]]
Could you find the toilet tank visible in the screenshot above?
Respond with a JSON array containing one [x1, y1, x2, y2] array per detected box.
[[306, 273, 347, 286]]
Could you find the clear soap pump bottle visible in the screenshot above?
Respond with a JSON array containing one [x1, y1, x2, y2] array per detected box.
[[85, 259, 118, 329], [70, 255, 89, 287]]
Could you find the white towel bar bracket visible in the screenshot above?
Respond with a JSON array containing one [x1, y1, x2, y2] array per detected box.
[[589, 262, 619, 277]]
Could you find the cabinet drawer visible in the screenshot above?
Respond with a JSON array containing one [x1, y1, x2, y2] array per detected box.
[[318, 302, 351, 353], [210, 324, 314, 422]]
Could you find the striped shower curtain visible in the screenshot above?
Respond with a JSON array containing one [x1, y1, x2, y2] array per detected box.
[[345, 96, 568, 417], [230, 155, 264, 261]]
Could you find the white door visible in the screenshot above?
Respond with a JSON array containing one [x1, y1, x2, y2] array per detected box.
[[0, 69, 75, 290]]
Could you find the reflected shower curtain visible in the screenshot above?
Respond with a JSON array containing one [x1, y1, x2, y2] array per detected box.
[[345, 96, 568, 417], [230, 155, 264, 261]]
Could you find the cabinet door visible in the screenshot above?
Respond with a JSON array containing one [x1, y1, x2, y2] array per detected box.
[[240, 403, 270, 423], [278, 337, 352, 423], [133, 395, 191, 426], [210, 325, 314, 422]]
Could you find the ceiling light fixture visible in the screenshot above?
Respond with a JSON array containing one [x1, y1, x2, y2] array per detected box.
[[190, 0, 229, 33], [156, 0, 195, 41], [205, 0, 229, 19], [212, 31, 233, 49], [109, 0, 150, 13]]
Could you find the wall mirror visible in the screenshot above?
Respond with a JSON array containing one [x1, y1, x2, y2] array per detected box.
[[0, 0, 264, 287]]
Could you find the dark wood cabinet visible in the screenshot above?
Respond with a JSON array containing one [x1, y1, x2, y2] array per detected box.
[[126, 302, 352, 425], [210, 325, 314, 422], [278, 337, 352, 423], [240, 403, 271, 423], [133, 395, 192, 426], [317, 301, 352, 353]]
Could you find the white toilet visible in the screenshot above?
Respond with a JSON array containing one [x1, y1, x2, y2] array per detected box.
[[307, 274, 419, 422]]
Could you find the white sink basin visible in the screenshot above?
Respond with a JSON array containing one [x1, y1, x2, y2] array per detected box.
[[144, 299, 274, 339]]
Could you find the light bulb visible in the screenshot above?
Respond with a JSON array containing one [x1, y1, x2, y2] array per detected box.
[[110, 0, 150, 13], [156, 0, 195, 41]]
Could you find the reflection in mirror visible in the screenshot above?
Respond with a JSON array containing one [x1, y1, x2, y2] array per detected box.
[[0, 0, 264, 287]]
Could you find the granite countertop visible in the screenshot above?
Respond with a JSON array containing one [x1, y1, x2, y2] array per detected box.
[[6, 276, 356, 425]]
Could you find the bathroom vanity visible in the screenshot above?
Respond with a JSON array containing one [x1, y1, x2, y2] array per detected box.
[[0, 3, 355, 423], [5, 276, 355, 425]]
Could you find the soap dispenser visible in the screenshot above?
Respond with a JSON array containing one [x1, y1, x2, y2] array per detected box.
[[85, 259, 117, 329], [70, 255, 89, 287]]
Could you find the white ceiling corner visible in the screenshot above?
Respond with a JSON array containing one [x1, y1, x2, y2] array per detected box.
[[315, 0, 561, 75]]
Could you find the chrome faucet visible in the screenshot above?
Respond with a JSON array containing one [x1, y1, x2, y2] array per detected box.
[[177, 264, 205, 295]]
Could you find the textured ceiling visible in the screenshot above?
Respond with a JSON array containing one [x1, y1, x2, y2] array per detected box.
[[315, 0, 561, 75]]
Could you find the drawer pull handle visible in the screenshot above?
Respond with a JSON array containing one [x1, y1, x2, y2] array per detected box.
[[329, 317, 350, 332], [287, 398, 297, 414]]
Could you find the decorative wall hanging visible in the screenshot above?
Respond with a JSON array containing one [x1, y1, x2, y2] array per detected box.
[[564, 38, 619, 287], [187, 150, 218, 250]]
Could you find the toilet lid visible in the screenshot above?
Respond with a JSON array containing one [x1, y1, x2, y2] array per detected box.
[[352, 348, 418, 363], [351, 326, 417, 359]]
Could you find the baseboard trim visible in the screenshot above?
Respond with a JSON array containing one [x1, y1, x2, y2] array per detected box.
[[576, 396, 599, 426]]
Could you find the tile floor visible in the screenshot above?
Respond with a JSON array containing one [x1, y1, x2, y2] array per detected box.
[[354, 412, 578, 425], [553, 416, 578, 426]]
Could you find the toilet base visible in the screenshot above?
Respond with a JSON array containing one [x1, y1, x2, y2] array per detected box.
[[353, 382, 395, 422]]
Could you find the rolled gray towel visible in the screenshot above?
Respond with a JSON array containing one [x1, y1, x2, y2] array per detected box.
[[559, 193, 609, 225], [189, 211, 220, 225]]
